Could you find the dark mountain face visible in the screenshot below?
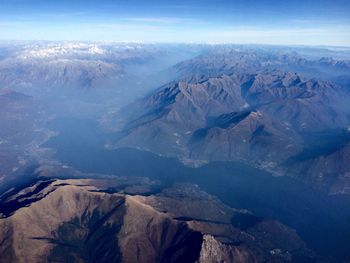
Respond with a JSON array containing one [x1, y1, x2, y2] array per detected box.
[[0, 178, 316, 263], [113, 51, 350, 193]]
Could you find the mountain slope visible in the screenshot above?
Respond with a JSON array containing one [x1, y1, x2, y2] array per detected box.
[[113, 68, 350, 192], [0, 179, 316, 263]]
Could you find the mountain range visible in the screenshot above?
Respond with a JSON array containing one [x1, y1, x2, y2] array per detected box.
[[1, 43, 350, 262], [112, 48, 350, 194]]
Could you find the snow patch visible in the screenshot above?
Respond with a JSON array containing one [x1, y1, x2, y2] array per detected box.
[[88, 45, 105, 55]]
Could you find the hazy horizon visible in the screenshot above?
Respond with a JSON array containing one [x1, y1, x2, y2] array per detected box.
[[1, 40, 350, 48], [1, 0, 349, 46]]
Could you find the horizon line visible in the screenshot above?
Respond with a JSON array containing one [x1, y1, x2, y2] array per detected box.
[[0, 39, 350, 49]]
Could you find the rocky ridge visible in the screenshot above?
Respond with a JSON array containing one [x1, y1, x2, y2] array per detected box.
[[0, 178, 316, 263]]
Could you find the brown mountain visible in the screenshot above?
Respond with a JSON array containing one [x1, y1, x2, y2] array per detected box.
[[0, 178, 316, 263], [113, 69, 350, 192]]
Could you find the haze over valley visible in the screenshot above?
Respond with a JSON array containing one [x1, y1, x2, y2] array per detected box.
[[0, 41, 349, 262]]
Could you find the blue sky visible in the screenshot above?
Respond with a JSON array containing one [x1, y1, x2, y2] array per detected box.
[[0, 0, 349, 46]]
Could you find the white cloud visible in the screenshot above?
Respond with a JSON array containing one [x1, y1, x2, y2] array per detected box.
[[0, 17, 349, 46], [122, 17, 206, 25], [202, 26, 350, 46]]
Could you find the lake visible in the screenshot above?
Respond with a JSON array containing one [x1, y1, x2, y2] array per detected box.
[[45, 117, 350, 262]]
